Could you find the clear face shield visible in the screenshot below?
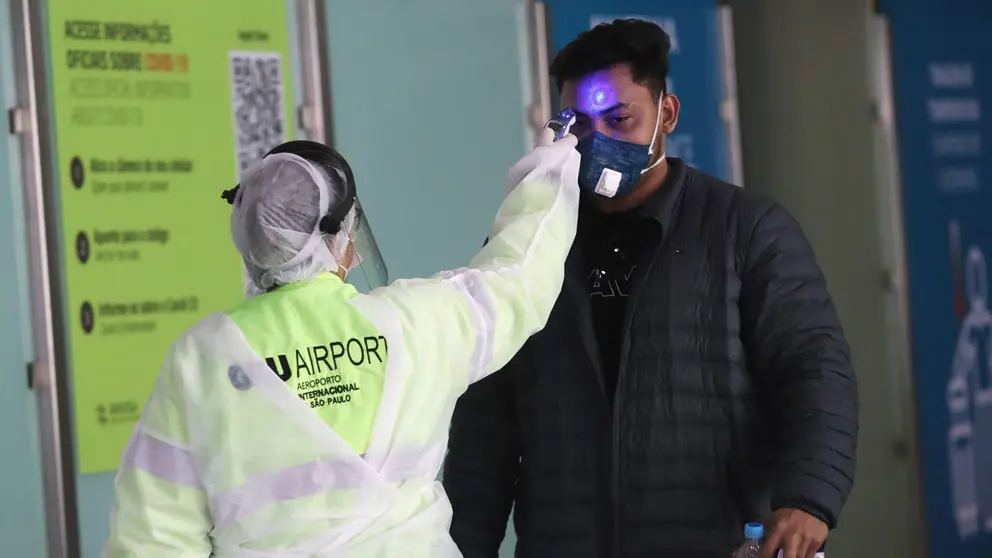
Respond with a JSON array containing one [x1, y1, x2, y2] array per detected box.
[[223, 141, 388, 296], [342, 200, 388, 292]]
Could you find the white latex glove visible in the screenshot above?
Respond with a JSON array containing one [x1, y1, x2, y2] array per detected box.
[[506, 127, 580, 194]]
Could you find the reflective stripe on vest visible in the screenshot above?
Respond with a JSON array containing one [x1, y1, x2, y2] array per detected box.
[[226, 274, 387, 455]]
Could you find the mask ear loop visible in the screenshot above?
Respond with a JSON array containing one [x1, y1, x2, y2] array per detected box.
[[641, 93, 667, 174]]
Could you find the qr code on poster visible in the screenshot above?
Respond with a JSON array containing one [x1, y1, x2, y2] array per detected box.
[[229, 51, 287, 178]]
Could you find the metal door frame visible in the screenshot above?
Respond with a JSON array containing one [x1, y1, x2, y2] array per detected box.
[[867, 11, 928, 557], [716, 3, 744, 187], [8, 0, 80, 553]]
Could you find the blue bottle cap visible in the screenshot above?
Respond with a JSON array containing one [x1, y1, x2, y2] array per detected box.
[[744, 523, 764, 539]]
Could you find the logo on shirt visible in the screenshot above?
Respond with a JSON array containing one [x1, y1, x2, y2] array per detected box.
[[263, 335, 388, 410], [588, 266, 636, 298], [264, 335, 387, 382]]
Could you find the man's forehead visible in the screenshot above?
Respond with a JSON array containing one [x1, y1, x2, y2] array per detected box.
[[564, 68, 638, 114]]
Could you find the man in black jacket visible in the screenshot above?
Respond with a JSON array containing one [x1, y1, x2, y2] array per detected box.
[[443, 19, 858, 558]]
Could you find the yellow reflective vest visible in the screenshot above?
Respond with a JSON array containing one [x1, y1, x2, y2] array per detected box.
[[103, 168, 578, 557]]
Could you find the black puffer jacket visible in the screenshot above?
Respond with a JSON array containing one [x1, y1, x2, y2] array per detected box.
[[442, 160, 859, 558]]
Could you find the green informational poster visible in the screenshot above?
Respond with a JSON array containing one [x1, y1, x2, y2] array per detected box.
[[47, 0, 295, 473]]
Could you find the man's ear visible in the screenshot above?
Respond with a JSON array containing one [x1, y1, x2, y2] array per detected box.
[[661, 94, 680, 135]]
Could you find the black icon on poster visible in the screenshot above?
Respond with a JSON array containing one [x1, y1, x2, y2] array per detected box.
[[70, 157, 85, 189], [76, 231, 89, 264], [81, 301, 94, 334]]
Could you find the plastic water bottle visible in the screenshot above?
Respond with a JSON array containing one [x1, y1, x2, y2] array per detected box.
[[733, 522, 827, 558], [735, 523, 764, 558]]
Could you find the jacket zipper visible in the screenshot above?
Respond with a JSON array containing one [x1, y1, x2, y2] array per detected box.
[[610, 233, 665, 558]]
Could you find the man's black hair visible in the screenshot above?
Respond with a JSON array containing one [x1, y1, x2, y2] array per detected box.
[[549, 19, 671, 99]]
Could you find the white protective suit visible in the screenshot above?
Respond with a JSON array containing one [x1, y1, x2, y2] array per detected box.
[[104, 129, 581, 557]]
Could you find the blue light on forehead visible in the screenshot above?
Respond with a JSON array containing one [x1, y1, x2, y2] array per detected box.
[[582, 77, 614, 112]]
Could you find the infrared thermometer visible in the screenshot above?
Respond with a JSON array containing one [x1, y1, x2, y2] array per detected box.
[[544, 108, 576, 141]]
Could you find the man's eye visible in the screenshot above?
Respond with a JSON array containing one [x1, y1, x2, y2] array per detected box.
[[612, 116, 631, 123]]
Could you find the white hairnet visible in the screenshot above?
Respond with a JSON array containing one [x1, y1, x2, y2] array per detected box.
[[231, 153, 358, 291]]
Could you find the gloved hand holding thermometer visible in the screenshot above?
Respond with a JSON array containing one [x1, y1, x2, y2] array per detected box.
[[506, 108, 580, 194]]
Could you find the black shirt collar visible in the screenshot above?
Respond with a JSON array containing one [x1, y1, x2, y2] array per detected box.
[[580, 157, 687, 234], [632, 157, 687, 233]]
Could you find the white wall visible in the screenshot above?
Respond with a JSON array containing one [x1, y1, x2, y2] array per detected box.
[[323, 1, 528, 555]]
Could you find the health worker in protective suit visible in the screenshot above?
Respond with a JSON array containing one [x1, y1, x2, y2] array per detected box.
[[102, 130, 580, 557]]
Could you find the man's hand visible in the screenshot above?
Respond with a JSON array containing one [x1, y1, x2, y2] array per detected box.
[[760, 508, 827, 558]]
